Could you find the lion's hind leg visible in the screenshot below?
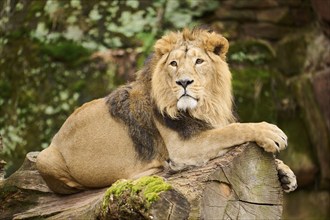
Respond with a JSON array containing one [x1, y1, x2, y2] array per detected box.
[[275, 159, 297, 193], [36, 146, 85, 194]]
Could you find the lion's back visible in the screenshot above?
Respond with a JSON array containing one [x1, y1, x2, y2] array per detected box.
[[48, 98, 141, 187]]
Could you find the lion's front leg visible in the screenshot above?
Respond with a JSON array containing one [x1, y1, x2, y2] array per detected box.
[[161, 121, 289, 172], [197, 121, 288, 155]]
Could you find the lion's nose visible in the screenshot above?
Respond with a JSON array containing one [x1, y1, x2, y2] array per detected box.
[[176, 79, 194, 89]]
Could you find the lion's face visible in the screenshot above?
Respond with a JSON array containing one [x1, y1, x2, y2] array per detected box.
[[151, 29, 235, 127], [166, 46, 212, 111]]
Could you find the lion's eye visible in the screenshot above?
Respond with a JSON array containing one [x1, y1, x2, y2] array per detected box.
[[195, 58, 204, 65], [169, 61, 177, 67]]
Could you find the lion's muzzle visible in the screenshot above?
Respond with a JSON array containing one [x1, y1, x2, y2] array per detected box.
[[175, 79, 198, 111]]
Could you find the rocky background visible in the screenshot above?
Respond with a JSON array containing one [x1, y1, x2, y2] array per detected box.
[[0, 0, 329, 219]]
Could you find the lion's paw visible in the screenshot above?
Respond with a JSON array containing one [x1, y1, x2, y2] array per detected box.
[[275, 159, 297, 193], [253, 122, 288, 153]]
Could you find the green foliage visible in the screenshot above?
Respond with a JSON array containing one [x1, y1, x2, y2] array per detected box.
[[163, 0, 218, 28], [40, 41, 91, 63], [0, 36, 113, 174], [228, 40, 275, 65]]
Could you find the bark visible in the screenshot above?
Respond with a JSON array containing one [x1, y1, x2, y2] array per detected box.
[[0, 143, 283, 220]]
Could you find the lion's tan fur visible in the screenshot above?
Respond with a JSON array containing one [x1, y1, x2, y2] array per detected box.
[[37, 99, 164, 193], [37, 28, 292, 194]]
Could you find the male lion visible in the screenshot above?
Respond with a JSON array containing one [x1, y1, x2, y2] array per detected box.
[[37, 28, 297, 194]]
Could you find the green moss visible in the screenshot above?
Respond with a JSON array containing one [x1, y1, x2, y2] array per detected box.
[[275, 34, 307, 76], [232, 67, 278, 122], [131, 176, 172, 204], [232, 67, 272, 97], [101, 176, 172, 219], [104, 179, 133, 198]]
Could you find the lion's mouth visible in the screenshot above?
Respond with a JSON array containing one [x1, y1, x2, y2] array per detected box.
[[179, 93, 196, 99], [177, 94, 198, 111]]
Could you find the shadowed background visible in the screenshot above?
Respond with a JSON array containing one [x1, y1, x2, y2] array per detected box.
[[0, 0, 329, 218]]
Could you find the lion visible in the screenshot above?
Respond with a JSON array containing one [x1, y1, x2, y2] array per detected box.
[[36, 28, 297, 194]]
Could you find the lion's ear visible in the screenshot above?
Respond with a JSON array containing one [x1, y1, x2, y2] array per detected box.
[[204, 33, 229, 60], [154, 32, 178, 57]]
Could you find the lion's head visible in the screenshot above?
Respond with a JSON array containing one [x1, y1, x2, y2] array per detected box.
[[149, 28, 235, 127]]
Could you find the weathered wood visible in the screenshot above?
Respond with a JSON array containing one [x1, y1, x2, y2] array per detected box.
[[0, 152, 106, 220], [0, 143, 283, 219], [166, 142, 283, 219]]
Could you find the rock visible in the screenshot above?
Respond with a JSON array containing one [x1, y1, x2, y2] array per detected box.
[[275, 33, 308, 76], [242, 22, 295, 41], [304, 32, 330, 73], [294, 77, 330, 189], [284, 7, 315, 26], [211, 21, 239, 39], [278, 0, 308, 7], [312, 69, 330, 133], [222, 0, 279, 9], [312, 0, 330, 36], [215, 7, 256, 21], [256, 7, 289, 23]]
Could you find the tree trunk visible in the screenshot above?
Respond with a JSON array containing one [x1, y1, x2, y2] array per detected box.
[[0, 143, 283, 219]]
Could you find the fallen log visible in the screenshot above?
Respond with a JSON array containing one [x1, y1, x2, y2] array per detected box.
[[0, 142, 283, 219]]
